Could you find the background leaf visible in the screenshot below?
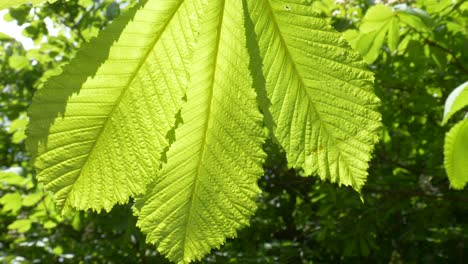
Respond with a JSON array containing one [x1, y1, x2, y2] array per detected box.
[[444, 118, 468, 189], [443, 81, 468, 125], [346, 4, 398, 63], [394, 4, 434, 32], [7, 219, 32, 233]]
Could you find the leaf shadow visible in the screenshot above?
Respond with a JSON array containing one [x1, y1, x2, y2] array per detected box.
[[242, 0, 276, 139]]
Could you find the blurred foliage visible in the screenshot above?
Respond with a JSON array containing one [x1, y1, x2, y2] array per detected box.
[[0, 0, 467, 263]]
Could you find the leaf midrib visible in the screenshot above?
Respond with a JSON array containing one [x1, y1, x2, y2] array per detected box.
[[181, 0, 227, 258]]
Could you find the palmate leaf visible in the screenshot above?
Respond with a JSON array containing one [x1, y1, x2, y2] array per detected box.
[[135, 0, 265, 263], [23, 0, 382, 262], [247, 0, 381, 190], [27, 0, 205, 212], [444, 118, 468, 189]]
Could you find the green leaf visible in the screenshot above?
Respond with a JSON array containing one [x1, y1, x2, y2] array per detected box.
[[26, 0, 205, 212], [52, 246, 63, 255], [429, 46, 447, 70], [0, 171, 26, 186], [394, 4, 434, 32], [9, 55, 31, 70], [135, 1, 266, 263], [444, 118, 468, 189], [387, 16, 399, 52], [360, 5, 394, 34], [359, 24, 388, 63], [7, 219, 32, 233], [443, 81, 468, 125], [9, 113, 28, 143], [44, 220, 58, 229], [247, 0, 380, 190], [0, 32, 13, 41], [8, 113, 28, 133], [22, 192, 44, 207], [0, 192, 22, 213], [345, 4, 399, 63]]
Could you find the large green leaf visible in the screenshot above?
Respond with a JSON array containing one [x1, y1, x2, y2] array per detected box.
[[27, 0, 204, 212], [247, 0, 381, 190], [444, 118, 468, 189], [443, 81, 468, 125], [135, 0, 266, 263], [26, 0, 383, 261]]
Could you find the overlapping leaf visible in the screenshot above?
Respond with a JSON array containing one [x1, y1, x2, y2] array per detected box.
[[246, 0, 381, 190], [27, 0, 205, 212], [135, 0, 265, 263]]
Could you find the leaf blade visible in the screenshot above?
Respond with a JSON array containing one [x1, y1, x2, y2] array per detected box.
[[247, 0, 381, 189], [135, 1, 266, 262], [27, 0, 204, 212]]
